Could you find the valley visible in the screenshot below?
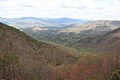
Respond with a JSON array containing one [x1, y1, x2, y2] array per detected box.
[[22, 20, 120, 52]]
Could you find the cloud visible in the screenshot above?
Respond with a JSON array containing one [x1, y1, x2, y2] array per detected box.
[[60, 5, 90, 10], [19, 4, 34, 8], [0, 0, 120, 20], [0, 0, 9, 2]]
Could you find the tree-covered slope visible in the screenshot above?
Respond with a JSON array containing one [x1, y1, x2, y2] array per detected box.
[[0, 22, 78, 80]]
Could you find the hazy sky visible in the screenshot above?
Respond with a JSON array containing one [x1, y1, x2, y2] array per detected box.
[[0, 0, 120, 20]]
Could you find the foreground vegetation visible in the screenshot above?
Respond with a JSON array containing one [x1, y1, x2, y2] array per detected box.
[[0, 50, 120, 80]]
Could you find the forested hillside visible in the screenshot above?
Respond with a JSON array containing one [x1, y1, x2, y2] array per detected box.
[[0, 22, 78, 80]]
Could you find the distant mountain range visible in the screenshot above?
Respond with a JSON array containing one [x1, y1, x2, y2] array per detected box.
[[61, 20, 120, 33], [22, 20, 120, 52], [0, 17, 86, 28]]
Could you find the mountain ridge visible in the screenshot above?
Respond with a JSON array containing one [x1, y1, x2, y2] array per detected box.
[[0, 17, 85, 28], [61, 20, 120, 33]]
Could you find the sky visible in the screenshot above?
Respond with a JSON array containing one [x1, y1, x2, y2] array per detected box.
[[0, 0, 120, 20]]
